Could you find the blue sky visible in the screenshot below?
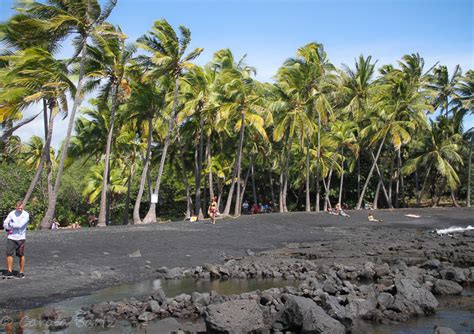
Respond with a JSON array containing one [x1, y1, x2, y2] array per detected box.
[[1, 0, 473, 145]]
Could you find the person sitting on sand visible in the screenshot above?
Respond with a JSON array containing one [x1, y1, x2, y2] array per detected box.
[[335, 203, 350, 217], [368, 214, 383, 222]]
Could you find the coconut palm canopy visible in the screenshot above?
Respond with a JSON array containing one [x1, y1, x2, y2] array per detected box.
[[0, 1, 472, 228]]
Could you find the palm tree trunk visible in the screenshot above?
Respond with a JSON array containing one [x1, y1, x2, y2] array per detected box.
[[315, 114, 321, 212], [98, 83, 119, 227], [282, 136, 293, 212], [338, 147, 344, 206], [415, 167, 420, 207], [373, 179, 382, 209], [399, 149, 405, 208], [357, 157, 361, 201], [143, 77, 180, 224], [40, 44, 87, 229], [133, 116, 153, 224], [223, 160, 238, 216], [356, 134, 387, 210], [1, 112, 41, 145], [450, 188, 460, 207], [279, 170, 284, 213], [305, 139, 311, 211], [388, 156, 394, 205], [206, 136, 214, 201], [195, 112, 205, 219], [269, 168, 277, 211], [24, 99, 54, 206], [251, 158, 257, 205], [240, 159, 252, 205], [372, 154, 393, 208], [234, 111, 246, 216], [468, 143, 472, 207], [122, 163, 135, 225], [324, 167, 334, 211], [419, 164, 432, 206]]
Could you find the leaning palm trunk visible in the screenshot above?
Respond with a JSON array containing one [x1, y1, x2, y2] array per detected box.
[[372, 153, 393, 208], [40, 45, 87, 230], [418, 164, 432, 205], [305, 139, 311, 211], [450, 188, 460, 207], [356, 134, 387, 210], [24, 100, 54, 206], [468, 144, 472, 207], [373, 179, 382, 209], [98, 84, 119, 227], [338, 147, 345, 206], [239, 160, 252, 205], [323, 167, 334, 211], [133, 116, 153, 224], [223, 160, 238, 216], [233, 111, 246, 216], [143, 77, 180, 224]]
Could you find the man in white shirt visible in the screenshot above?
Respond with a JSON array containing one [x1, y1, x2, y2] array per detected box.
[[3, 201, 29, 279]]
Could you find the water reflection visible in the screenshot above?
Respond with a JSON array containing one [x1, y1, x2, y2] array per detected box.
[[1, 278, 294, 334]]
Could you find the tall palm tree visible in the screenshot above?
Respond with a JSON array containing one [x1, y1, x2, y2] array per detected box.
[[7, 0, 119, 229], [137, 19, 202, 224], [82, 24, 133, 226]]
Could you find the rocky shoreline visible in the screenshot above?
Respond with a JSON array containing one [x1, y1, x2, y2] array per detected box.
[[44, 228, 474, 333]]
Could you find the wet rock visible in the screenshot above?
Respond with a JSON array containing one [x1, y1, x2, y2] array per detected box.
[[151, 288, 166, 304], [377, 292, 394, 310], [433, 279, 463, 295], [393, 278, 438, 315], [204, 263, 221, 279], [440, 267, 466, 283], [345, 295, 378, 320], [274, 295, 345, 334], [147, 300, 161, 313], [175, 293, 192, 304], [204, 299, 265, 333], [433, 326, 456, 334]]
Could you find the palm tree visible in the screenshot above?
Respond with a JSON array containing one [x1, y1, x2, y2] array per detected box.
[[137, 19, 202, 224], [356, 58, 432, 209], [82, 24, 133, 226], [181, 65, 216, 218], [213, 51, 267, 216], [7, 0, 119, 229], [402, 120, 463, 206], [0, 47, 73, 206]]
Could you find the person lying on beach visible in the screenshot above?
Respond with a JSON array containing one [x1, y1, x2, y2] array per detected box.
[[368, 214, 383, 222], [326, 208, 338, 215], [335, 203, 350, 217]]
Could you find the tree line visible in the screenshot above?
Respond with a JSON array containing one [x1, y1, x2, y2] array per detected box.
[[0, 0, 472, 229]]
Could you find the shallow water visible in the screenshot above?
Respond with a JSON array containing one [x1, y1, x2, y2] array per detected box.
[[0, 278, 294, 333], [369, 289, 474, 334]]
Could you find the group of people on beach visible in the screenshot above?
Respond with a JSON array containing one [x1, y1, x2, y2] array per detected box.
[[326, 202, 383, 222], [242, 200, 273, 215]]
